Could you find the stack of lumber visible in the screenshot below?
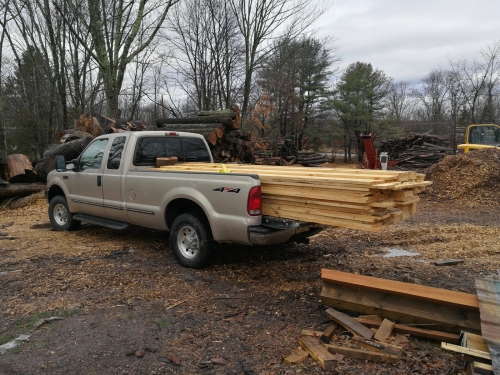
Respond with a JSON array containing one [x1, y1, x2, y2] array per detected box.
[[153, 163, 432, 232], [156, 106, 254, 163], [379, 133, 451, 170], [320, 269, 481, 333]]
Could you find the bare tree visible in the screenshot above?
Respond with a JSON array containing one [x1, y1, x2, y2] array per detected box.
[[228, 0, 329, 125], [55, 0, 180, 118], [388, 81, 411, 126]]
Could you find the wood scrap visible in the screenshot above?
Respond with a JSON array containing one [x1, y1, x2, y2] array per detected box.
[[373, 319, 395, 343], [297, 335, 339, 370], [324, 343, 399, 363], [434, 259, 465, 266], [351, 337, 402, 357], [283, 349, 309, 365], [441, 342, 491, 362], [320, 324, 338, 343], [324, 308, 374, 339]]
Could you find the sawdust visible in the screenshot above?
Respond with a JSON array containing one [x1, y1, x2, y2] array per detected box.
[[425, 148, 500, 206]]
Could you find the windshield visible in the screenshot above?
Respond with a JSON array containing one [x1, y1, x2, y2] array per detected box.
[[469, 126, 500, 146]]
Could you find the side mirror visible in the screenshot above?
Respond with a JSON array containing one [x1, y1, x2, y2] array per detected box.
[[55, 155, 67, 172]]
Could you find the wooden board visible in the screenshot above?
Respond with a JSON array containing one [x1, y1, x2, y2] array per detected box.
[[321, 283, 481, 333], [297, 335, 339, 370], [351, 337, 402, 357], [355, 316, 460, 344], [325, 308, 374, 339], [441, 343, 491, 361], [324, 344, 399, 363], [374, 319, 395, 343], [284, 350, 309, 365], [322, 269, 479, 310], [321, 324, 338, 343]]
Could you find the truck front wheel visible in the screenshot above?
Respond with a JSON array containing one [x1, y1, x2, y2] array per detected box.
[[48, 195, 81, 231], [170, 213, 214, 268]]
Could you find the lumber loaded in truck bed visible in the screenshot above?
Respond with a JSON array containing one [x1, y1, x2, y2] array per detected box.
[[152, 163, 432, 232]]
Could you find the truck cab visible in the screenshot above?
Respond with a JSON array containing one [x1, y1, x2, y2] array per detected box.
[[457, 124, 500, 153]]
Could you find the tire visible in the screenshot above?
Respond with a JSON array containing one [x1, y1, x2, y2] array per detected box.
[[170, 213, 214, 268], [48, 195, 81, 231]]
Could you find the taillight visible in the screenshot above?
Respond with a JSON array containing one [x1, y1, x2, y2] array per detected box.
[[247, 186, 262, 216]]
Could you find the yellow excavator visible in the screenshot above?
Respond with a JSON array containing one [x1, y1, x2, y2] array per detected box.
[[457, 124, 500, 153]]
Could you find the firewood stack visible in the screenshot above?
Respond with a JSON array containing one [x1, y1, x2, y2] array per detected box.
[[156, 106, 254, 163], [252, 138, 328, 166], [379, 134, 451, 170], [34, 113, 147, 180]]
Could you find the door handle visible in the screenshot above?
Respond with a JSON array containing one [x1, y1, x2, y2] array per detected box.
[[97, 176, 102, 186]]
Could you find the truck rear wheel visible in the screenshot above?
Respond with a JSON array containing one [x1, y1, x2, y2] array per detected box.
[[48, 195, 81, 231], [170, 213, 214, 268]]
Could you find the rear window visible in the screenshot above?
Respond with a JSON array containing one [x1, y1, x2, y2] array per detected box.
[[134, 136, 210, 165]]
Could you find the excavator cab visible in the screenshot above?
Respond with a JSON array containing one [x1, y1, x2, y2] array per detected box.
[[457, 124, 500, 153]]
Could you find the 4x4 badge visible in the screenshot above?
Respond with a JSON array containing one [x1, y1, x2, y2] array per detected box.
[[213, 187, 240, 193]]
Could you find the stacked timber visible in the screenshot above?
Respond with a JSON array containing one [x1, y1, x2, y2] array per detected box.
[[379, 134, 451, 170], [156, 106, 254, 163], [152, 163, 432, 232]]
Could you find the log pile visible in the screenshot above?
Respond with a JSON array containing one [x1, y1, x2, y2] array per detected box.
[[156, 106, 254, 163], [379, 134, 451, 170], [253, 138, 327, 166], [153, 163, 432, 232], [35, 113, 147, 180], [0, 154, 45, 199]]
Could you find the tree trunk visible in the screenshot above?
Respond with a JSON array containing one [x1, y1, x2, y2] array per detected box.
[[0, 183, 46, 199]]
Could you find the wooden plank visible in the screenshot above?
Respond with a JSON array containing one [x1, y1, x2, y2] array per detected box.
[[324, 344, 399, 363], [284, 350, 309, 365], [355, 316, 461, 344], [325, 308, 374, 339], [351, 337, 402, 357], [434, 259, 465, 266], [374, 319, 395, 343], [441, 342, 491, 361], [301, 330, 323, 337], [465, 332, 490, 352], [321, 283, 481, 333], [321, 269, 479, 310], [297, 335, 339, 370], [472, 362, 494, 375], [321, 324, 338, 343]]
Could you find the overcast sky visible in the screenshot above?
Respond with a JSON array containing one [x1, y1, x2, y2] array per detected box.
[[313, 0, 500, 83]]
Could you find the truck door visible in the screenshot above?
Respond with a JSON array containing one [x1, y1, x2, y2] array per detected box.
[[69, 138, 109, 217], [103, 136, 127, 221]]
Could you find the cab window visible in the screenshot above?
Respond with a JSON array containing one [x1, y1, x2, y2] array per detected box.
[[107, 137, 126, 169], [134, 137, 184, 165], [183, 138, 210, 162], [80, 139, 109, 171]]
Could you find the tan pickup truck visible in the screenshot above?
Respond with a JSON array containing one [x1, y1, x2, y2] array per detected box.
[[46, 131, 323, 268]]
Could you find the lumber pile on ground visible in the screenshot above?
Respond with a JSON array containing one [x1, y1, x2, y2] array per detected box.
[[442, 332, 494, 374], [320, 268, 480, 333], [156, 106, 254, 163], [379, 133, 451, 170], [153, 163, 431, 232]]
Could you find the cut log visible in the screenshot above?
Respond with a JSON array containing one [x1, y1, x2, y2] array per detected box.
[[0, 183, 46, 199], [3, 154, 37, 183], [34, 137, 93, 181], [75, 113, 102, 137], [156, 116, 233, 127]]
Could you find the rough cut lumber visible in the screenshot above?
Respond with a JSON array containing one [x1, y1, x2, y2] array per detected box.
[[374, 319, 395, 343], [321, 324, 338, 343], [324, 343, 399, 363], [0, 183, 46, 199], [300, 330, 323, 337], [321, 268, 479, 310], [321, 282, 481, 333], [351, 337, 402, 357], [154, 163, 431, 233], [156, 157, 178, 168], [355, 316, 460, 344], [470, 361, 494, 375], [441, 342, 491, 362], [297, 335, 339, 370], [434, 259, 465, 266], [283, 349, 309, 365], [325, 308, 374, 339]]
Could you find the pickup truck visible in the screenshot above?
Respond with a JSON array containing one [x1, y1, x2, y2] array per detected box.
[[46, 131, 323, 268]]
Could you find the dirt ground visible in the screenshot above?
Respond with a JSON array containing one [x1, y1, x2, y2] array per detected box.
[[1, 191, 500, 374]]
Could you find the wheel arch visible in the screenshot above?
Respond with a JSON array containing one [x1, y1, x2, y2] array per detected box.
[[47, 184, 66, 202], [165, 198, 210, 230]]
